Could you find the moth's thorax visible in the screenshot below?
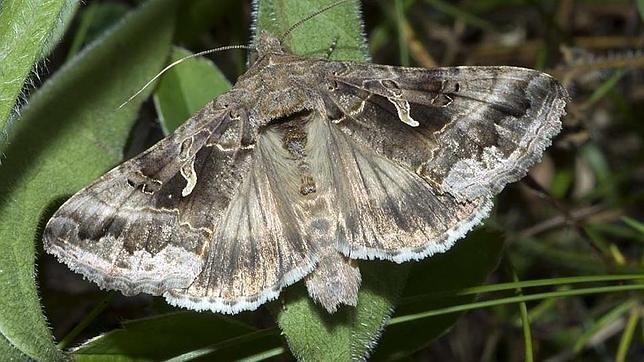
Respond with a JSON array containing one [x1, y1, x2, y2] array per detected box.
[[234, 56, 326, 128]]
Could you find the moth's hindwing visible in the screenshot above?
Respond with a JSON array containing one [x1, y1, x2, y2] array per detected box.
[[306, 115, 493, 263]]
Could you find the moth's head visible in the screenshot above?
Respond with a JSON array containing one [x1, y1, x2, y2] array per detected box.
[[255, 31, 286, 57]]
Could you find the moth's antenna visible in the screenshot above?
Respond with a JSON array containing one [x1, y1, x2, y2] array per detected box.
[[279, 0, 353, 41], [118, 45, 251, 109]]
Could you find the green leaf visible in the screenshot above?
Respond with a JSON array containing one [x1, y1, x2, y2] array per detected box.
[[275, 263, 409, 360], [253, 1, 411, 360], [39, 0, 80, 58], [0, 334, 27, 360], [65, 2, 131, 60], [637, 0, 644, 21], [0, 0, 177, 359], [0, 0, 79, 136], [254, 0, 368, 60], [73, 312, 258, 361], [372, 228, 505, 359], [622, 217, 644, 235], [153, 47, 232, 135]]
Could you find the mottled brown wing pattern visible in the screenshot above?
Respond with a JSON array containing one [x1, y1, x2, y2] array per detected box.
[[321, 64, 568, 202], [306, 116, 492, 263], [164, 117, 321, 313], [314, 64, 567, 261], [44, 102, 234, 296], [44, 101, 319, 314]]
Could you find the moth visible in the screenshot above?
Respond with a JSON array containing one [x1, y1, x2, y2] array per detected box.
[[44, 20, 568, 314]]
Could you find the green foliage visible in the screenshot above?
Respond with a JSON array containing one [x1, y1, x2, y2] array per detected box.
[[373, 228, 504, 358], [153, 47, 232, 135], [72, 312, 271, 361], [65, 2, 130, 60], [0, 0, 79, 136], [0, 334, 27, 360], [0, 0, 176, 359], [254, 0, 368, 60]]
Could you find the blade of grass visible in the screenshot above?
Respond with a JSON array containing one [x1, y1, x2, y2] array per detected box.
[[424, 0, 496, 32], [622, 217, 644, 235], [523, 286, 571, 324], [174, 277, 643, 359], [587, 223, 644, 245], [395, 0, 410, 66], [161, 327, 281, 362], [238, 347, 286, 362], [74, 312, 267, 361], [608, 244, 627, 265], [580, 143, 618, 202], [400, 274, 644, 304], [504, 257, 533, 362], [372, 229, 505, 359], [390, 284, 644, 325], [514, 238, 643, 274], [573, 299, 638, 353], [616, 305, 640, 362], [57, 292, 115, 350], [585, 69, 626, 106]]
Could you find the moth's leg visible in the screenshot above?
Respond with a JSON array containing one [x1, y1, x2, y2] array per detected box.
[[324, 36, 340, 60]]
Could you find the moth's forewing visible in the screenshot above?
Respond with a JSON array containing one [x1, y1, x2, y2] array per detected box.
[[315, 64, 567, 261], [323, 64, 568, 199], [44, 96, 319, 314], [44, 105, 234, 296]]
